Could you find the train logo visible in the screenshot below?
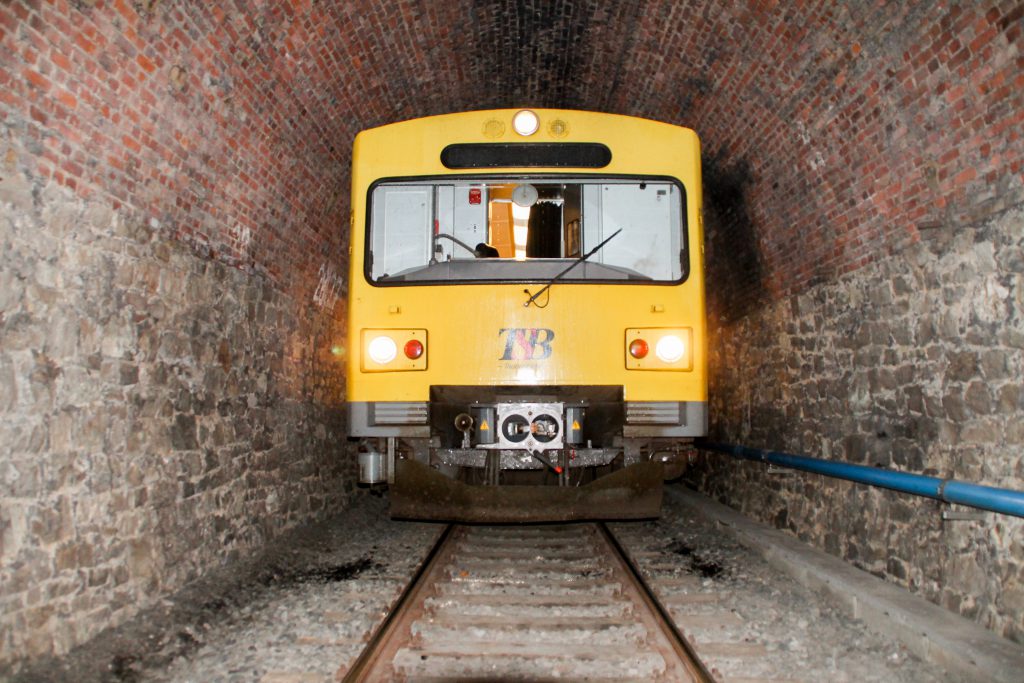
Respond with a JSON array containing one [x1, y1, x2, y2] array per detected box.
[[499, 328, 555, 361]]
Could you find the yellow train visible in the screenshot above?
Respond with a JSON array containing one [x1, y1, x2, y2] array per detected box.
[[347, 109, 706, 522]]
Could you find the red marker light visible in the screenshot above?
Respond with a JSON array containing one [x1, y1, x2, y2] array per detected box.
[[629, 339, 649, 359], [404, 339, 424, 360]]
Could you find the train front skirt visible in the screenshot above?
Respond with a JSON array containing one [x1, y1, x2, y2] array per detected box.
[[389, 459, 665, 523]]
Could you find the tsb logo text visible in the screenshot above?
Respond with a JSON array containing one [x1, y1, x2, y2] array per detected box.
[[499, 328, 554, 361]]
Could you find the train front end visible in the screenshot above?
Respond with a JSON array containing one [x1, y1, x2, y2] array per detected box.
[[347, 109, 706, 522]]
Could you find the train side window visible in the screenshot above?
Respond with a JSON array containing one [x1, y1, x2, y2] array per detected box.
[[370, 185, 432, 279]]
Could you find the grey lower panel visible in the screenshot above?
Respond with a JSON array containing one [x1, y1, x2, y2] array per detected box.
[[348, 402, 430, 437], [349, 400, 707, 438], [435, 447, 619, 470], [623, 401, 707, 437]]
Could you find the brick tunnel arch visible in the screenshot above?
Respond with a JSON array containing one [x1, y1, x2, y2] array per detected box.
[[1, 0, 1022, 667]]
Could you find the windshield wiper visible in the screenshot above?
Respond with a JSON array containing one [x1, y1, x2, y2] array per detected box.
[[524, 228, 622, 307]]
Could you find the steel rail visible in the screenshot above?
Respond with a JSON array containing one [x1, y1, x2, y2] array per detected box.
[[339, 524, 454, 682], [342, 522, 714, 681], [598, 523, 717, 683], [701, 440, 1024, 518]]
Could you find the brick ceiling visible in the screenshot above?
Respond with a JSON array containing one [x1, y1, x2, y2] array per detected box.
[[5, 0, 1021, 320]]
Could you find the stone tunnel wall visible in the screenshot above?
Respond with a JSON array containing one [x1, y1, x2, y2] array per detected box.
[[690, 207, 1024, 643], [676, 2, 1024, 644], [0, 2, 355, 665]]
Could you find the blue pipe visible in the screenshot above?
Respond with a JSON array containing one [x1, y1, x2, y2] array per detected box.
[[699, 441, 1024, 519]]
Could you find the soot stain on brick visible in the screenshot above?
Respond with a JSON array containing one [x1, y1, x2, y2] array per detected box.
[[675, 77, 712, 119], [703, 153, 768, 322], [470, 0, 601, 107]]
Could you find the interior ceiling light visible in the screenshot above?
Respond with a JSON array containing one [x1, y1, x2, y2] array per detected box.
[[512, 109, 539, 136]]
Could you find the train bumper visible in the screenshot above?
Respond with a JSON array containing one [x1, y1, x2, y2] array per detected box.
[[389, 459, 664, 522]]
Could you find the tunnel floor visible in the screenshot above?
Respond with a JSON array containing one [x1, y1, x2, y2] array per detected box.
[[16, 492, 963, 682], [156, 491, 949, 682]]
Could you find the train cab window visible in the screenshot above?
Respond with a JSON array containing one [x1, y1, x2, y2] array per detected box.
[[367, 178, 686, 284]]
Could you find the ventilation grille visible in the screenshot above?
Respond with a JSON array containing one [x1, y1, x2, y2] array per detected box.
[[370, 402, 429, 425], [625, 402, 683, 425]]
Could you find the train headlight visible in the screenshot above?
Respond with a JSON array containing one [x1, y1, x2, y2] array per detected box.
[[512, 109, 539, 136], [655, 335, 685, 363], [367, 336, 397, 364], [361, 329, 428, 372], [625, 328, 693, 371]]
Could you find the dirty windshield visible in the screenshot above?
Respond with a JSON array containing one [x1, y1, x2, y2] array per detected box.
[[366, 178, 686, 284]]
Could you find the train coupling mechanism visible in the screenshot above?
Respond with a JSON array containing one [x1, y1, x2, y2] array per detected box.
[[467, 402, 585, 451]]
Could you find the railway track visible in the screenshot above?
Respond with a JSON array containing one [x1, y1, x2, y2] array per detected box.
[[339, 522, 714, 682]]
